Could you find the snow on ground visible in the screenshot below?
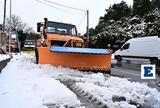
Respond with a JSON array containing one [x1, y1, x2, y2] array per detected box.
[[0, 54, 160, 108], [0, 54, 11, 62], [57, 72, 160, 108], [0, 54, 81, 108], [74, 75, 160, 108]]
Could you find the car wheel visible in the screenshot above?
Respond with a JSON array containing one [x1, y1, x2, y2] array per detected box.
[[115, 55, 122, 66], [150, 58, 158, 65], [116, 55, 122, 62]]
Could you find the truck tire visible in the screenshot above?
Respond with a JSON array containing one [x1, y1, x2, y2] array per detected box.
[[35, 48, 39, 64]]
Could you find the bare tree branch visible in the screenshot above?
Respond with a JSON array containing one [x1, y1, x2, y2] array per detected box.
[[6, 14, 34, 33]]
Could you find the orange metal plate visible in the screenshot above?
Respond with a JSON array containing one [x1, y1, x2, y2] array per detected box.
[[38, 47, 111, 73]]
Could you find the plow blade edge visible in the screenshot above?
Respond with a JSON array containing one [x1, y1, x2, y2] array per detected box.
[[37, 47, 112, 73]]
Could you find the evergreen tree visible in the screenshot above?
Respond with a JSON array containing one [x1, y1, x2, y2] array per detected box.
[[102, 1, 131, 22], [133, 0, 151, 16], [86, 0, 159, 50], [141, 0, 151, 15], [151, 0, 160, 10]]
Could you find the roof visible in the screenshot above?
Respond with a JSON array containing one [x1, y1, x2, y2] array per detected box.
[[127, 36, 159, 43]]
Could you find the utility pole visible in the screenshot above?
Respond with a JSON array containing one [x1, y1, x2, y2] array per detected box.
[[9, 0, 12, 54], [86, 10, 89, 47], [3, 0, 7, 32]]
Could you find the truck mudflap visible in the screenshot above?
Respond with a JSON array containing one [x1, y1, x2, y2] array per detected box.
[[37, 46, 112, 73]]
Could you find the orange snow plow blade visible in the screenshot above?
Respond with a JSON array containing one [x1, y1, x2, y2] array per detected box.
[[37, 47, 112, 73]]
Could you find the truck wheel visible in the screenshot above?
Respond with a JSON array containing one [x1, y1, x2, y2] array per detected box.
[[150, 58, 159, 65], [35, 48, 39, 64]]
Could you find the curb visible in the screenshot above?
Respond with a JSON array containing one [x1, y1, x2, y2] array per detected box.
[[0, 58, 11, 73]]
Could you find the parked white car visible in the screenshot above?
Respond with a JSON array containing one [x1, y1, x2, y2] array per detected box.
[[24, 40, 35, 50], [114, 36, 160, 65]]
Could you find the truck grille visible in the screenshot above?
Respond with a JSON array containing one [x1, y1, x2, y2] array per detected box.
[[51, 40, 66, 46]]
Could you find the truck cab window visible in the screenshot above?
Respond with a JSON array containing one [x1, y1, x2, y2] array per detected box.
[[47, 21, 77, 36], [48, 27, 55, 33], [121, 43, 130, 50]]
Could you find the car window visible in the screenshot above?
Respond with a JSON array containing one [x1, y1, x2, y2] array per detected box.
[[121, 43, 130, 50]]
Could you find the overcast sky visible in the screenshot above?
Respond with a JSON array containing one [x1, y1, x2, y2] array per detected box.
[[0, 0, 132, 34]]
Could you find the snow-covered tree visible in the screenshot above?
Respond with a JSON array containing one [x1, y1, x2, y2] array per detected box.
[[101, 1, 131, 22], [133, 0, 151, 16], [151, 0, 160, 10], [88, 8, 160, 50]]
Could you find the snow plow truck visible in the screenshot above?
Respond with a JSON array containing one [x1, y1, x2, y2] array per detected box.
[[35, 18, 112, 73]]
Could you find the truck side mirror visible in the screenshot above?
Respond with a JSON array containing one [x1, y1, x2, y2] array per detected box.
[[37, 23, 41, 32]]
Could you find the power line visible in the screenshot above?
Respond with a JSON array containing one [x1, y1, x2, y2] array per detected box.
[[35, 0, 87, 26], [35, 0, 69, 12], [43, 0, 86, 12], [77, 13, 87, 27]]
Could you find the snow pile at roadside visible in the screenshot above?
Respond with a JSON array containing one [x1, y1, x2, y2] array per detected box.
[[0, 54, 11, 62], [38, 60, 160, 108], [0, 54, 81, 108], [46, 66, 160, 108], [73, 73, 160, 108]]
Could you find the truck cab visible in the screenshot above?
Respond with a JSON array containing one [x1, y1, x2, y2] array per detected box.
[[37, 18, 84, 48]]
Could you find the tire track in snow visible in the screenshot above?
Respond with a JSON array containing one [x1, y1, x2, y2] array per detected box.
[[59, 78, 108, 108]]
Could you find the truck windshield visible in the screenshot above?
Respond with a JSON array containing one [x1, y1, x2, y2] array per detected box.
[[47, 21, 77, 36]]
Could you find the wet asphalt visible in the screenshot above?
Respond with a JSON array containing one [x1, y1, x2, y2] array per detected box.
[[111, 61, 160, 91]]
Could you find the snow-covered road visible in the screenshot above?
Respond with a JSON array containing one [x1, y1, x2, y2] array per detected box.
[[0, 54, 160, 108]]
